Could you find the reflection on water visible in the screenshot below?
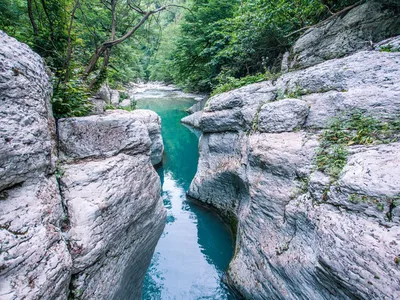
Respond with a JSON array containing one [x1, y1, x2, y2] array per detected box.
[[138, 90, 235, 299]]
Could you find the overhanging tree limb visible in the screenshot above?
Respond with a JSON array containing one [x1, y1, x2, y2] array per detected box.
[[284, 1, 362, 38]]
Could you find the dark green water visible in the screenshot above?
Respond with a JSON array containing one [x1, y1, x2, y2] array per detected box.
[[137, 89, 235, 300]]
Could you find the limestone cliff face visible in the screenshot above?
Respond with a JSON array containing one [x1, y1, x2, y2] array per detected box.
[[187, 7, 400, 299], [0, 31, 165, 299], [58, 110, 165, 299]]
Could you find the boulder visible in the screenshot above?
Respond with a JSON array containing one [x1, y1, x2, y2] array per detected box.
[[88, 84, 120, 114], [57, 109, 166, 299], [0, 31, 56, 191], [58, 109, 163, 166], [287, 1, 400, 70], [0, 31, 71, 300]]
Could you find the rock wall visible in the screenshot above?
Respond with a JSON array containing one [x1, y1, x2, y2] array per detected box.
[[0, 31, 165, 299], [188, 26, 400, 300], [285, 1, 400, 71], [0, 30, 72, 300]]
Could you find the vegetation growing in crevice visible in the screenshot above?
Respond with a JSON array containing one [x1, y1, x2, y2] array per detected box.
[[315, 113, 400, 178], [211, 71, 280, 96], [348, 193, 399, 220]]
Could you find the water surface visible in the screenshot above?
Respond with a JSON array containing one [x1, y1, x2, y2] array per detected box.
[[137, 88, 235, 300]]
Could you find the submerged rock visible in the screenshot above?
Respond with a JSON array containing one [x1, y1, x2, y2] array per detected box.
[[189, 30, 400, 300]]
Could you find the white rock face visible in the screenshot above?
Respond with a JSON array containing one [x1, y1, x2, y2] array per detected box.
[[0, 31, 71, 300], [58, 109, 164, 166], [189, 44, 400, 298], [0, 31, 56, 192], [60, 154, 165, 299], [258, 99, 309, 133], [57, 112, 165, 299], [0, 31, 166, 300]]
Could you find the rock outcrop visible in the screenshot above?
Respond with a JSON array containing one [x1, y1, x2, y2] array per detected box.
[[188, 21, 400, 300], [58, 110, 165, 299], [0, 31, 165, 299], [286, 1, 400, 70], [89, 84, 120, 114], [0, 30, 72, 300]]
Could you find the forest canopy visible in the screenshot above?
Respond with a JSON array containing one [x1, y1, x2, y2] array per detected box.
[[0, 0, 369, 116]]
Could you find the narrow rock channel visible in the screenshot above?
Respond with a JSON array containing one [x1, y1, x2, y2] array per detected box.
[[132, 86, 236, 299]]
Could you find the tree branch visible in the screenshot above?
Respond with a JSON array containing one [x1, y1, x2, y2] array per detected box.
[[284, 1, 362, 38]]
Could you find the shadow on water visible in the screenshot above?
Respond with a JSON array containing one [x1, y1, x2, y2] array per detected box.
[[137, 91, 236, 299]]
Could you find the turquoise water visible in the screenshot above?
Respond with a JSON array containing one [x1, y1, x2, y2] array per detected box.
[[137, 90, 235, 300]]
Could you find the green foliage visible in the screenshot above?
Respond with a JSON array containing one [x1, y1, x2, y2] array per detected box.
[[315, 113, 400, 178], [51, 79, 93, 118], [211, 71, 279, 96], [149, 0, 361, 92], [120, 92, 129, 101], [380, 44, 400, 53]]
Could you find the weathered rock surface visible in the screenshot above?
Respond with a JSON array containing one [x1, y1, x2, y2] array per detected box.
[[58, 109, 165, 299], [0, 31, 166, 300], [189, 31, 400, 300], [0, 31, 56, 192], [89, 84, 120, 114], [59, 154, 165, 299], [374, 35, 400, 52], [58, 109, 164, 166], [258, 99, 309, 133], [181, 111, 203, 129], [0, 31, 71, 300], [287, 1, 400, 70]]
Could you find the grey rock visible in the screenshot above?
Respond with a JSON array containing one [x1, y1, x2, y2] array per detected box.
[[0, 177, 72, 300], [187, 97, 208, 114], [190, 27, 400, 300], [198, 51, 400, 134], [60, 154, 165, 299], [374, 35, 400, 52], [0, 31, 165, 300], [89, 84, 120, 114], [129, 110, 164, 166], [181, 111, 203, 129], [281, 51, 290, 73], [258, 99, 309, 133], [58, 109, 163, 166], [0, 31, 71, 300], [288, 1, 400, 70], [0, 31, 56, 192]]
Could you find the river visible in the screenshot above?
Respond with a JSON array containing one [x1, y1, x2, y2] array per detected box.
[[133, 86, 236, 300]]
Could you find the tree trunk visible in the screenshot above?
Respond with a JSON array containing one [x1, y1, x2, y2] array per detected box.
[[84, 7, 165, 77], [27, 0, 38, 35], [64, 0, 80, 82]]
